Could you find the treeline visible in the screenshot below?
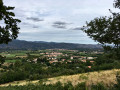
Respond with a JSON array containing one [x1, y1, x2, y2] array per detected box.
[[0, 61, 92, 84]]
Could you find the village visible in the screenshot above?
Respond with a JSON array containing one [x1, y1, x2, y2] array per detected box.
[[25, 49, 101, 69], [0, 49, 103, 69]]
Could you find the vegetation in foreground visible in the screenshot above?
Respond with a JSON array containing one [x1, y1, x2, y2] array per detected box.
[[0, 49, 120, 85], [1, 75, 120, 90], [0, 69, 119, 87], [0, 82, 108, 90]]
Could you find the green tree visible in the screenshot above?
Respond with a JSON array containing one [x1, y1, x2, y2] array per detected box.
[[0, 55, 5, 65], [114, 0, 120, 9], [81, 0, 120, 56], [0, 0, 21, 44]]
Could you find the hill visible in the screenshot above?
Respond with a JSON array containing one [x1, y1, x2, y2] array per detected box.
[[0, 69, 119, 87], [0, 40, 102, 50]]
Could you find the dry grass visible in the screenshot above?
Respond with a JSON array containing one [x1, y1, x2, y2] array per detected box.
[[44, 69, 119, 87], [0, 80, 39, 87], [0, 69, 120, 87]]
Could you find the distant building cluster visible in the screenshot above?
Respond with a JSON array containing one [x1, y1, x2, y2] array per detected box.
[[0, 49, 101, 69]]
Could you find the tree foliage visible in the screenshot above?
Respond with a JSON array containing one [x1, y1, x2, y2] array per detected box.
[[0, 55, 5, 64], [0, 0, 21, 44], [81, 0, 120, 51], [114, 0, 120, 8]]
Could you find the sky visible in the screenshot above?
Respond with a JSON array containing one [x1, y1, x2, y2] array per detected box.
[[3, 0, 117, 44]]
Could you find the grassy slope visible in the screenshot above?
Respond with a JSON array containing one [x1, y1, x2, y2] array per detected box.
[[0, 69, 119, 87]]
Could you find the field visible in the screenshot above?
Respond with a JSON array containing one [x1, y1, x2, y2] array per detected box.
[[0, 51, 29, 63], [5, 59, 22, 63], [0, 69, 119, 87], [0, 51, 28, 58]]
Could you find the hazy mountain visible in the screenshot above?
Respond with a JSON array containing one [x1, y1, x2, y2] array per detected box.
[[0, 40, 102, 50]]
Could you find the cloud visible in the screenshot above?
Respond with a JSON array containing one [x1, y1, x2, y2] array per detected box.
[[3, 0, 114, 44], [20, 22, 40, 29], [21, 22, 33, 27], [71, 27, 82, 30], [53, 21, 69, 25], [32, 25, 39, 28], [26, 17, 44, 22], [21, 22, 30, 25], [52, 24, 66, 29], [52, 21, 72, 29]]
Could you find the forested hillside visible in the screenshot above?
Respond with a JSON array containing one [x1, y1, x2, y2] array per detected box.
[[0, 40, 102, 50]]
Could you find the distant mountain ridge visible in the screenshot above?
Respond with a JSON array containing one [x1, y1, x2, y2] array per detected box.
[[0, 40, 102, 50]]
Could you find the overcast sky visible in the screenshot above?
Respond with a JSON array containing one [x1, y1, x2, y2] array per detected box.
[[3, 0, 117, 44]]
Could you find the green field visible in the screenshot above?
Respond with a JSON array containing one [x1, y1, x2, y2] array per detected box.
[[0, 51, 28, 58], [5, 59, 22, 63]]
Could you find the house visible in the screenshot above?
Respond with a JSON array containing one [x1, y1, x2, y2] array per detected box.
[[87, 57, 94, 60], [33, 58, 37, 63], [62, 59, 66, 62], [70, 57, 73, 59], [88, 66, 91, 68], [90, 61, 94, 63], [81, 60, 86, 62], [67, 60, 72, 63]]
